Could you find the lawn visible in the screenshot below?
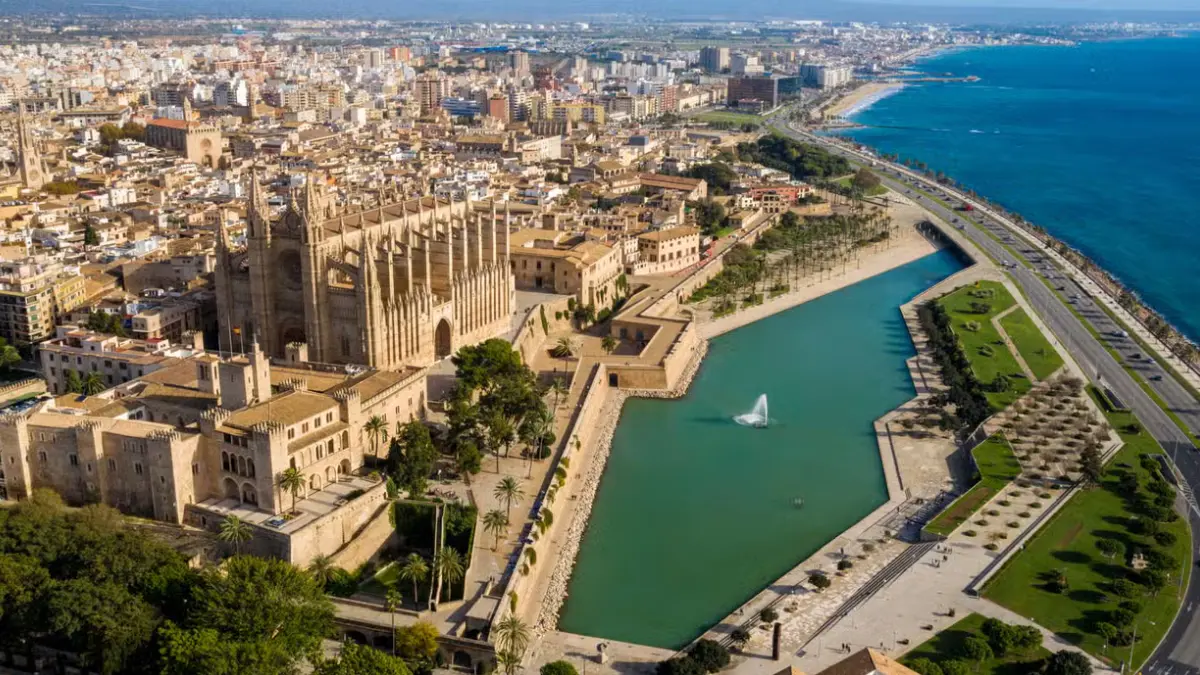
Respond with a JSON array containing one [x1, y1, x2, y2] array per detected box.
[[998, 309, 1064, 381], [982, 388, 1192, 672], [692, 110, 762, 125], [926, 435, 1022, 537], [902, 613, 1052, 675], [833, 175, 888, 196], [937, 281, 1030, 410]]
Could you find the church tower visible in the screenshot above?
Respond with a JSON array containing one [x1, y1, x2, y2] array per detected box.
[[16, 106, 45, 191]]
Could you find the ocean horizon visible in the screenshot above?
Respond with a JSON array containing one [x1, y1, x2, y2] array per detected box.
[[844, 36, 1200, 344]]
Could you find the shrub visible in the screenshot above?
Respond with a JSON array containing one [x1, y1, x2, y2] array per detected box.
[[1110, 579, 1139, 598], [984, 543, 999, 551], [657, 657, 704, 675], [1108, 607, 1136, 628], [760, 608, 778, 623], [837, 559, 854, 571], [998, 500, 1011, 507], [1018, 511, 1031, 518], [1043, 650, 1093, 675], [808, 573, 831, 591], [976, 519, 989, 526], [541, 662, 580, 675], [987, 509, 1000, 517], [688, 639, 730, 673], [963, 530, 977, 537], [905, 658, 944, 675], [940, 660, 972, 675]]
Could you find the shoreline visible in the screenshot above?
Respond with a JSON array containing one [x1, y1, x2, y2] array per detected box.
[[824, 81, 907, 120]]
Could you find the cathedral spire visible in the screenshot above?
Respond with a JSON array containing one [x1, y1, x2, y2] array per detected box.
[[246, 168, 269, 239], [16, 104, 45, 190]]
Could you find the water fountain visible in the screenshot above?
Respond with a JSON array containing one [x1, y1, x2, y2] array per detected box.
[[733, 394, 769, 428]]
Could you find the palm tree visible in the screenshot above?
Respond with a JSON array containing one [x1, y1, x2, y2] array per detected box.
[[217, 515, 252, 554], [385, 587, 404, 654], [601, 335, 617, 355], [482, 509, 509, 550], [494, 613, 531, 661], [496, 648, 522, 675], [308, 554, 336, 589], [397, 553, 429, 610], [487, 414, 515, 470], [82, 371, 105, 395], [433, 546, 464, 609], [364, 415, 388, 459], [278, 466, 306, 515], [549, 378, 568, 413], [64, 369, 83, 394], [494, 477, 525, 519]]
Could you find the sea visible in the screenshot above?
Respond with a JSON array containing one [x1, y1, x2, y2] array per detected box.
[[843, 35, 1200, 343]]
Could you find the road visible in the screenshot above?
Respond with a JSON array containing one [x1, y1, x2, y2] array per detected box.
[[768, 120, 1200, 675]]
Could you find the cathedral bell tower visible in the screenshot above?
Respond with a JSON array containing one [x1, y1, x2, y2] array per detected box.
[[16, 106, 45, 191]]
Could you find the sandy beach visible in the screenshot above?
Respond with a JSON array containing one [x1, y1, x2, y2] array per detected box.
[[824, 81, 905, 119], [700, 227, 940, 339]]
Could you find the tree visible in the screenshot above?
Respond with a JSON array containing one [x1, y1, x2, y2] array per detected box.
[[487, 413, 517, 470], [82, 371, 105, 395], [980, 618, 1017, 656], [365, 415, 389, 459], [217, 515, 252, 555], [940, 661, 972, 675], [1080, 450, 1104, 488], [851, 167, 881, 192], [497, 648, 524, 675], [433, 547, 464, 608], [65, 368, 83, 394], [1096, 538, 1122, 560], [46, 578, 159, 675], [602, 335, 618, 355], [394, 621, 440, 666], [455, 440, 483, 477], [0, 343, 20, 371], [960, 636, 993, 666], [657, 656, 704, 675], [906, 659, 944, 675], [494, 477, 525, 519], [387, 421, 438, 497], [808, 572, 831, 591], [483, 509, 510, 551], [278, 467, 306, 515], [308, 554, 335, 589], [688, 639, 730, 673], [694, 199, 728, 236], [397, 553, 428, 610], [730, 628, 751, 649], [1042, 651, 1092, 675], [541, 661, 579, 675], [385, 588, 404, 654], [84, 224, 100, 247], [550, 337, 575, 358], [314, 642, 412, 675], [164, 556, 334, 674], [494, 613, 531, 660]]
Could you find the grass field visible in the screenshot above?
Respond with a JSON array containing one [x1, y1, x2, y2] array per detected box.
[[926, 435, 1022, 537], [902, 613, 1052, 675], [999, 308, 1064, 381], [692, 110, 763, 125], [982, 388, 1192, 671], [937, 281, 1030, 410], [833, 175, 888, 196]]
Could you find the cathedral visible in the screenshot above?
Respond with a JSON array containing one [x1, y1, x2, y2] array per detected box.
[[215, 174, 518, 369]]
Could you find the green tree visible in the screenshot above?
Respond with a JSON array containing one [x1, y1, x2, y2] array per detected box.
[[693, 199, 728, 236], [483, 509, 510, 551], [397, 553, 429, 610], [387, 421, 438, 497], [278, 467, 306, 515], [851, 167, 881, 192], [906, 659, 944, 675], [65, 368, 83, 393], [364, 415, 389, 459], [601, 335, 618, 354], [217, 515, 253, 555], [495, 613, 532, 661], [433, 547, 464, 608], [541, 660, 580, 675], [808, 572, 831, 591], [494, 476, 525, 519], [487, 413, 516, 471], [688, 639, 730, 672], [960, 636, 993, 666], [1043, 651, 1092, 675], [385, 588, 404, 654], [308, 554, 336, 589], [939, 660, 972, 675], [393, 621, 439, 665], [455, 440, 483, 477], [47, 578, 159, 675], [314, 642, 412, 675], [0, 343, 20, 371], [84, 224, 100, 247], [82, 371, 105, 395]]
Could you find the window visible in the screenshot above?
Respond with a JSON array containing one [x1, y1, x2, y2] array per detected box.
[[108, 459, 116, 471], [302, 423, 309, 433], [192, 463, 199, 475], [38, 451, 47, 463], [69, 454, 78, 467], [287, 428, 295, 440], [134, 463, 143, 476], [221, 451, 230, 471], [314, 417, 321, 429], [326, 412, 333, 423]]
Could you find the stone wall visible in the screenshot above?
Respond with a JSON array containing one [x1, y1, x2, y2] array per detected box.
[[512, 296, 574, 364], [329, 499, 398, 571], [0, 378, 45, 407]]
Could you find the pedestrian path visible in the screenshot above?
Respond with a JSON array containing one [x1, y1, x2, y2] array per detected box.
[[991, 305, 1038, 383]]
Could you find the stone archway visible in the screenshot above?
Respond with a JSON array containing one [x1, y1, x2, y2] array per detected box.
[[242, 483, 258, 506], [435, 319, 452, 359], [344, 631, 367, 645], [280, 324, 306, 349], [223, 477, 239, 501]]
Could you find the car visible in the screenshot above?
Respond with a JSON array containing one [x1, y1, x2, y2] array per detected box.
[[1130, 352, 1142, 360], [1150, 374, 1163, 381]]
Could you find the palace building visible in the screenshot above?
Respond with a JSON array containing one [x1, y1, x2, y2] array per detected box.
[[214, 175, 518, 370]]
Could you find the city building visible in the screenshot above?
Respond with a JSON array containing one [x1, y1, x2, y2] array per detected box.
[[727, 76, 780, 109], [630, 226, 700, 275], [508, 229, 622, 307], [699, 46, 730, 73], [144, 110, 223, 167]]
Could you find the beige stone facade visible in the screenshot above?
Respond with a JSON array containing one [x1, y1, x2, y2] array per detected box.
[[629, 226, 701, 275], [1, 342, 428, 566], [215, 178, 516, 370], [509, 229, 623, 307]]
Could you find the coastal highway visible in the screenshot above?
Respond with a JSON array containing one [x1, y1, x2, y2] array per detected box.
[[769, 120, 1200, 674]]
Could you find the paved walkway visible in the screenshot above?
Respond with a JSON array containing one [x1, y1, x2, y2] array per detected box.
[[992, 305, 1038, 383]]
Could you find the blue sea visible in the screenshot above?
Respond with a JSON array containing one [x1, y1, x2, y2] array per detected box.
[[845, 36, 1200, 342]]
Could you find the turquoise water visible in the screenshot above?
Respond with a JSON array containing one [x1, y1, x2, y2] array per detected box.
[[559, 250, 965, 648], [844, 36, 1200, 342]]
